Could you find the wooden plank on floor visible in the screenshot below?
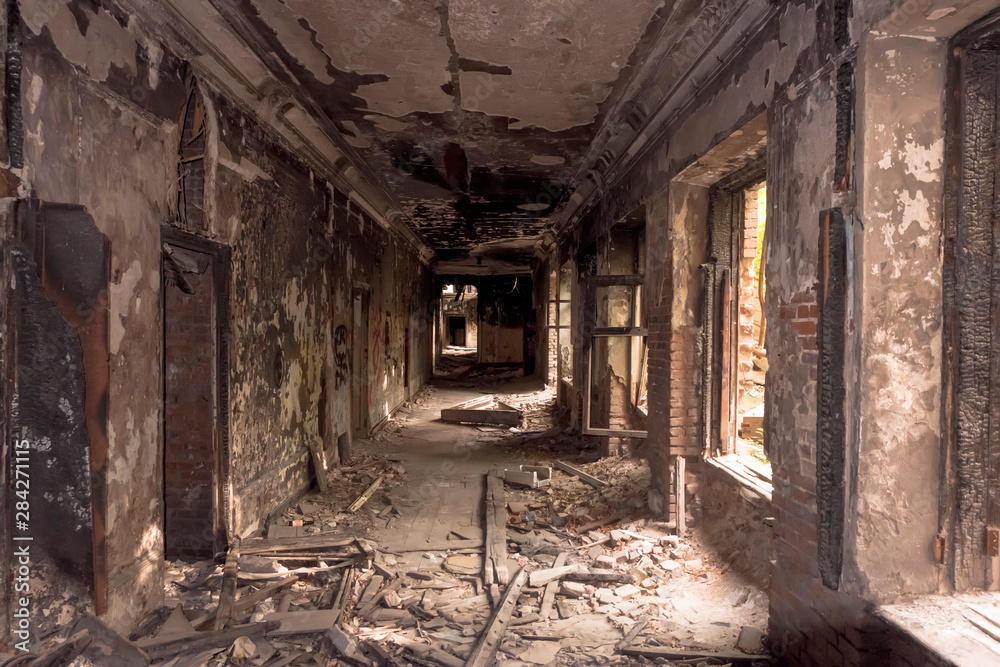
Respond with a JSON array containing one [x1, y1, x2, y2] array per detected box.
[[349, 474, 385, 513], [386, 538, 484, 553], [620, 646, 766, 661], [465, 567, 527, 667], [136, 622, 280, 660], [192, 575, 299, 630], [441, 405, 522, 427], [539, 552, 567, 620], [616, 612, 651, 651], [241, 534, 356, 555], [484, 471, 509, 586], [676, 455, 687, 535], [309, 439, 329, 494], [261, 609, 341, 635], [214, 542, 241, 631], [554, 460, 609, 488]]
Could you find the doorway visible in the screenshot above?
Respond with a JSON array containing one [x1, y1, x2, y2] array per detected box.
[[161, 228, 229, 560], [448, 316, 466, 347]]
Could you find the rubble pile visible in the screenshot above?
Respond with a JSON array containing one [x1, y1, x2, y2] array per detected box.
[[6, 386, 768, 667]]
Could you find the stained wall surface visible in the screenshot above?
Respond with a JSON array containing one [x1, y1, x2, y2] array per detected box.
[[7, 0, 434, 635]]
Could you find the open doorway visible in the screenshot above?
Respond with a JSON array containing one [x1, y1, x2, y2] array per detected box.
[[448, 316, 467, 347], [584, 209, 649, 452], [161, 228, 230, 560]]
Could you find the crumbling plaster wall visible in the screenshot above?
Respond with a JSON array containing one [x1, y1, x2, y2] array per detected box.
[[13, 0, 433, 635], [551, 0, 962, 663], [18, 0, 184, 631], [843, 31, 946, 603]]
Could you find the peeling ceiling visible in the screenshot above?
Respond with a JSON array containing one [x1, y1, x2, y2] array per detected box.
[[217, 0, 670, 267]]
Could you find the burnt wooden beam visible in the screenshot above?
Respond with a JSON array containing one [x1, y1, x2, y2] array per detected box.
[[816, 208, 847, 590]]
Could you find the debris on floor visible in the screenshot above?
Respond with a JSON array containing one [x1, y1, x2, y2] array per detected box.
[[8, 382, 769, 666]]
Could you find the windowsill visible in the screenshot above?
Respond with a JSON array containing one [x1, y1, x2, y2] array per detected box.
[[877, 593, 1000, 666], [707, 454, 773, 501]]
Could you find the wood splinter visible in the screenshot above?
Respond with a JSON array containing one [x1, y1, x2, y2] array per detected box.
[[349, 474, 385, 513]]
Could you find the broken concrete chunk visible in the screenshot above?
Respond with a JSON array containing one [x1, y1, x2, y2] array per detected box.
[[559, 581, 587, 598], [615, 584, 641, 600], [595, 588, 621, 604], [329, 624, 358, 656], [737, 626, 765, 653], [557, 599, 577, 619], [594, 555, 617, 570]]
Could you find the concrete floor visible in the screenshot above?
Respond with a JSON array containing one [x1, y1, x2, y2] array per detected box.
[[347, 373, 771, 663]]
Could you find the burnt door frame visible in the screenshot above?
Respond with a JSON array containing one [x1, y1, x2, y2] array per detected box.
[[704, 161, 766, 457], [943, 12, 1000, 591], [160, 225, 231, 555]]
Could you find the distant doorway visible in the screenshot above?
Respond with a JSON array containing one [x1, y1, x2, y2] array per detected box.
[[448, 316, 467, 347]]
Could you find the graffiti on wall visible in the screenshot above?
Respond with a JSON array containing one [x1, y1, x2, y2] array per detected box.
[[334, 325, 349, 389]]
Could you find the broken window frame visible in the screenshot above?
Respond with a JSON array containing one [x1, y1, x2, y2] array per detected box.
[[583, 274, 648, 438]]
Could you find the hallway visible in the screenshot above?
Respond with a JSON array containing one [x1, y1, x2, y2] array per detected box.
[[8, 1, 1000, 665], [147, 377, 769, 665]]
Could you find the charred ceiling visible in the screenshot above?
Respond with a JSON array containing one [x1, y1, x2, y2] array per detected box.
[[204, 0, 671, 269]]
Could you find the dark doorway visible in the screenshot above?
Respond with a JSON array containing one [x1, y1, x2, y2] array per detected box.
[[161, 229, 229, 560], [448, 316, 466, 346]]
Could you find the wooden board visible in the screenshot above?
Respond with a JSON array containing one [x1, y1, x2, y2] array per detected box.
[[309, 439, 329, 493], [539, 552, 567, 620], [554, 460, 609, 488], [620, 646, 766, 661], [384, 538, 483, 553], [261, 609, 341, 635], [616, 612, 651, 650], [136, 622, 280, 660], [442, 400, 522, 427], [192, 575, 299, 629], [214, 543, 240, 630], [465, 567, 527, 667], [241, 534, 356, 554], [349, 474, 385, 513], [484, 471, 509, 586]]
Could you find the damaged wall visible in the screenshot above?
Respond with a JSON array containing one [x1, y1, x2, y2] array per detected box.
[[543, 0, 976, 664], [5, 0, 434, 640], [477, 275, 533, 366], [17, 0, 184, 633]]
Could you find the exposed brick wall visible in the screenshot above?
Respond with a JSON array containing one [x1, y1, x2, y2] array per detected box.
[[163, 262, 216, 559], [737, 186, 763, 404]]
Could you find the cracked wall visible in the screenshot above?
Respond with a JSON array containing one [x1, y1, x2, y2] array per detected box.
[[544, 1, 964, 664], [6, 0, 434, 639]]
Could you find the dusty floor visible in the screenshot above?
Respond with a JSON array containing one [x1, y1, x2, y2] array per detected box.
[[15, 365, 771, 666]]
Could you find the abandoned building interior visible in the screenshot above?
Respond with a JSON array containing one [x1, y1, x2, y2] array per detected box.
[[9, 0, 1000, 665]]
